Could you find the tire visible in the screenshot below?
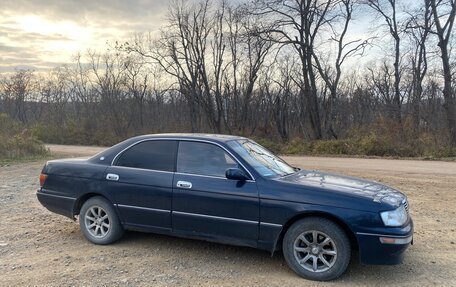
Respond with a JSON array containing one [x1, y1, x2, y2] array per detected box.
[[79, 196, 124, 245], [282, 217, 351, 281]]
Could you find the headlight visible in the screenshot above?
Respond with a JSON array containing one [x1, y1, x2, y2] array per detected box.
[[380, 205, 408, 227]]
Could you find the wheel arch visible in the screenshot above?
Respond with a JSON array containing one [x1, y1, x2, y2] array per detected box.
[[72, 193, 111, 216], [273, 211, 358, 253]]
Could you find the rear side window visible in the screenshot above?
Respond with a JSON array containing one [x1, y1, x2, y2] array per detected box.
[[177, 141, 238, 177], [115, 140, 177, 171]]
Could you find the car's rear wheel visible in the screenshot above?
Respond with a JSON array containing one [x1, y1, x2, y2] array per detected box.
[[282, 217, 351, 281], [79, 196, 123, 244]]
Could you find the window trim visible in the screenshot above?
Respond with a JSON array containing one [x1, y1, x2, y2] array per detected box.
[[112, 139, 178, 172], [110, 165, 175, 174], [176, 140, 240, 179], [111, 138, 255, 180], [174, 172, 255, 183]]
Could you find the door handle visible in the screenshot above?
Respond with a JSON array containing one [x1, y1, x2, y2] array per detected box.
[[176, 180, 192, 189], [106, 173, 119, 181]]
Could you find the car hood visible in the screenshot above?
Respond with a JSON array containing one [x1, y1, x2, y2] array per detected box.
[[277, 170, 406, 207]]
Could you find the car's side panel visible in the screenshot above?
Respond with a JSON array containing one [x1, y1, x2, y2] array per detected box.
[[258, 187, 413, 262], [259, 198, 378, 229], [44, 159, 107, 179], [257, 222, 282, 251], [257, 176, 383, 252], [104, 166, 174, 231], [172, 173, 259, 247], [38, 161, 111, 218]]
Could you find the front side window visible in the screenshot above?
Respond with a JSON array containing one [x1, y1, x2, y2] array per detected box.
[[115, 140, 177, 171], [177, 141, 238, 177], [227, 139, 295, 177]]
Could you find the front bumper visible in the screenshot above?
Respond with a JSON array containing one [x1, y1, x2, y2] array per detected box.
[[356, 218, 413, 265]]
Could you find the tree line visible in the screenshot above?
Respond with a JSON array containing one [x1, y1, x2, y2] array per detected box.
[[0, 0, 455, 151]]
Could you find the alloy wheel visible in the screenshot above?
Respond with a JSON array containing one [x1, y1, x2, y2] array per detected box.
[[84, 206, 110, 238], [293, 230, 337, 273]]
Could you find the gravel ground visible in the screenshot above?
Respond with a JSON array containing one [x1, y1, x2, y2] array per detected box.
[[0, 145, 455, 286]]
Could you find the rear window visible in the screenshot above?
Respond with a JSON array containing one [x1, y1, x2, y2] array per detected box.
[[115, 140, 177, 171]]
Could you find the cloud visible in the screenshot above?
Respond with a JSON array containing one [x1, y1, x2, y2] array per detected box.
[[0, 44, 23, 53], [1, 26, 72, 43], [0, 0, 171, 73], [1, 0, 169, 30], [3, 1, 155, 17]]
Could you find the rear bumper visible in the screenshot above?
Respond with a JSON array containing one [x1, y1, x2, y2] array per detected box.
[[357, 219, 413, 265], [36, 189, 76, 219]]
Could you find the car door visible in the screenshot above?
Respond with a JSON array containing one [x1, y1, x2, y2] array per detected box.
[[104, 140, 177, 232], [172, 141, 259, 247]]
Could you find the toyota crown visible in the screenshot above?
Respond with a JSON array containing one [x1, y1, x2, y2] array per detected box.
[[37, 134, 413, 281]]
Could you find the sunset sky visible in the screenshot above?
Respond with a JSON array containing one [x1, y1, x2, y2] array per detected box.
[[0, 0, 169, 73], [0, 0, 390, 74]]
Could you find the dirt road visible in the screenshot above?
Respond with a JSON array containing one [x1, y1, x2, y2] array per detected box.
[[1, 145, 455, 286]]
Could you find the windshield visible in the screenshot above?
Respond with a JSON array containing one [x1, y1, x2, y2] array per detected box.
[[228, 139, 296, 177]]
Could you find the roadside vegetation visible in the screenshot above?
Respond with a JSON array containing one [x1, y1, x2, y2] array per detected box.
[[0, 113, 48, 162], [257, 118, 456, 158]]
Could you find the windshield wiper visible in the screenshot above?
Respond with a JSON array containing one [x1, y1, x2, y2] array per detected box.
[[281, 167, 301, 177]]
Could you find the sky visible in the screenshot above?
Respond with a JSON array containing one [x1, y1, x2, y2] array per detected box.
[[0, 0, 397, 75], [0, 0, 169, 73]]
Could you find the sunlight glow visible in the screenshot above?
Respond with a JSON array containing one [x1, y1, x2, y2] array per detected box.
[[17, 15, 92, 55], [18, 15, 91, 41], [2, 14, 112, 66]]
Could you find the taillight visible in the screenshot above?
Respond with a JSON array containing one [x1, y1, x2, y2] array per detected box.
[[39, 173, 48, 187]]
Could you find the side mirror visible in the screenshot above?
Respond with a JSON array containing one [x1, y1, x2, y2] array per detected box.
[[225, 168, 249, 181]]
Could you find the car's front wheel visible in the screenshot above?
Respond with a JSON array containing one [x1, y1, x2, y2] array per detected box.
[[282, 217, 351, 281], [79, 196, 123, 245]]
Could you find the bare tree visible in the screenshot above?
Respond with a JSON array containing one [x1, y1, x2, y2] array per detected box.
[[225, 4, 273, 133], [2, 70, 37, 124], [366, 61, 397, 116], [88, 51, 130, 137], [366, 0, 404, 123], [70, 54, 93, 120], [126, 0, 225, 132], [254, 0, 338, 139], [123, 55, 149, 132], [313, 0, 371, 138], [273, 56, 298, 140], [428, 0, 456, 145], [39, 67, 72, 125], [404, 1, 431, 132]]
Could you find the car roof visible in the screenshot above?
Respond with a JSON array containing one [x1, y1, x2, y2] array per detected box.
[[132, 133, 247, 143], [88, 133, 248, 165]]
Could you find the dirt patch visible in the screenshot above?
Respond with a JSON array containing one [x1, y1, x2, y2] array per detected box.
[[1, 145, 455, 286]]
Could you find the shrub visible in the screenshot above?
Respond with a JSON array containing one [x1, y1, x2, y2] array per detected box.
[[31, 120, 122, 147], [281, 138, 312, 154], [312, 140, 351, 155], [251, 137, 283, 154], [254, 116, 455, 159], [0, 114, 48, 161]]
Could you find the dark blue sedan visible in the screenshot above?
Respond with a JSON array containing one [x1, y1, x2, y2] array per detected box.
[[37, 134, 413, 281]]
